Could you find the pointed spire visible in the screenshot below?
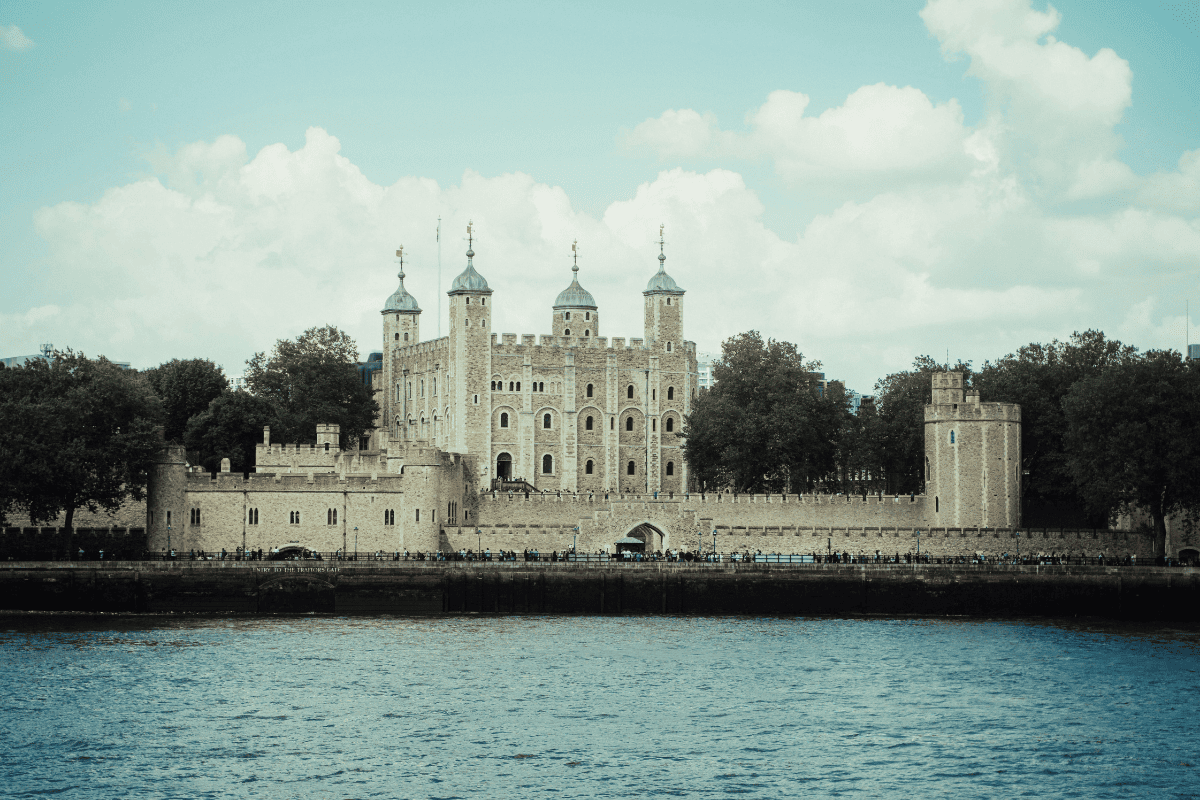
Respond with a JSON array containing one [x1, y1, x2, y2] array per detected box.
[[645, 223, 684, 295], [449, 219, 491, 293], [382, 245, 421, 313], [554, 238, 596, 309]]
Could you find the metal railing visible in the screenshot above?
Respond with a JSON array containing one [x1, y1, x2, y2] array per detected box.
[[6, 549, 1192, 568]]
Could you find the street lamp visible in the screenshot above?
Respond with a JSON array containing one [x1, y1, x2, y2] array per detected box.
[[712, 528, 717, 560], [1016, 529, 1020, 563], [698, 527, 703, 555], [477, 527, 482, 558], [167, 524, 171, 559], [572, 525, 579, 558], [354, 526, 358, 560], [916, 529, 921, 559]]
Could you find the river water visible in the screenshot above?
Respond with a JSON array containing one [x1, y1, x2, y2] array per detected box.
[[1, 615, 1197, 799]]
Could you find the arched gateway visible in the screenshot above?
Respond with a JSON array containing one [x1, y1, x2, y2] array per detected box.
[[616, 522, 669, 554]]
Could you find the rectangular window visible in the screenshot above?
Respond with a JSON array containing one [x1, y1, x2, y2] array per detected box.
[[416, 509, 420, 522], [248, 508, 259, 525], [190, 508, 201, 525], [327, 508, 338, 525]]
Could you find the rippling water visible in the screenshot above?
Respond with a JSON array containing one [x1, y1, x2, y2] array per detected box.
[[1, 615, 1198, 799]]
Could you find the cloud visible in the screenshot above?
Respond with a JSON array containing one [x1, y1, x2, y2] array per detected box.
[[624, 84, 978, 189], [1, 24, 34, 51]]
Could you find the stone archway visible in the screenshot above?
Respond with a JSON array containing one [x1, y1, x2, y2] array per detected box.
[[619, 522, 669, 554], [1180, 548, 1199, 566], [496, 452, 513, 480], [269, 545, 313, 561]]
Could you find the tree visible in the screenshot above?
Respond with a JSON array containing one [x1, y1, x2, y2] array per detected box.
[[974, 330, 1140, 527], [244, 325, 378, 447], [184, 391, 277, 473], [0, 352, 163, 542], [1062, 351, 1200, 556], [872, 356, 973, 495], [143, 358, 229, 443], [683, 331, 842, 493]]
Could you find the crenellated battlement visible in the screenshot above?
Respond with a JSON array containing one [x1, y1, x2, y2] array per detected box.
[[490, 333, 682, 353]]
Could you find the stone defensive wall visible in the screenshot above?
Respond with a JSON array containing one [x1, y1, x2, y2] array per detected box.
[[460, 492, 1153, 558], [491, 333, 697, 353], [0, 561, 1195, 620]]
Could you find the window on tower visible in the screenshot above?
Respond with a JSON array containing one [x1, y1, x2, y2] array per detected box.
[[667, 342, 672, 352], [625, 417, 633, 431], [394, 333, 399, 340], [627, 385, 633, 399], [500, 412, 509, 428], [585, 416, 593, 430], [565, 311, 571, 321], [586, 460, 594, 475], [667, 386, 674, 400], [586, 383, 593, 397], [627, 461, 636, 475], [666, 462, 674, 476], [542, 454, 553, 474], [565, 329, 571, 336], [666, 417, 674, 432], [584, 330, 590, 337]]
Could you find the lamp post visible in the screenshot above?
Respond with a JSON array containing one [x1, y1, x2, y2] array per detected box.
[[354, 526, 358, 561], [697, 527, 702, 555], [1016, 529, 1020, 563], [166, 524, 171, 559], [712, 528, 717, 561], [916, 529, 921, 559], [573, 526, 579, 558], [477, 527, 482, 558]]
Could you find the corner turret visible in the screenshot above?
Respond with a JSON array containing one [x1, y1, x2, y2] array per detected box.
[[643, 225, 685, 354], [552, 240, 599, 338]]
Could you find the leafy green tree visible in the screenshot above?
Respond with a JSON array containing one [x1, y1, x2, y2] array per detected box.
[[974, 330, 1140, 527], [244, 325, 377, 447], [143, 358, 229, 443], [1062, 351, 1200, 555], [872, 356, 972, 495], [833, 395, 883, 495], [683, 331, 843, 493], [0, 352, 163, 541], [184, 391, 278, 473]]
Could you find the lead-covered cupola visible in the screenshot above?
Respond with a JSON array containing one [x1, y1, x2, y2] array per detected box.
[[382, 246, 422, 350], [552, 240, 599, 338], [643, 225, 684, 352]]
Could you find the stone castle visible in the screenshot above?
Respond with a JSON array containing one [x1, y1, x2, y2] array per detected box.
[[122, 227, 1145, 559]]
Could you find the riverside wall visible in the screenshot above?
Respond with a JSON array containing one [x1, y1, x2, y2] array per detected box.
[[0, 561, 1196, 621]]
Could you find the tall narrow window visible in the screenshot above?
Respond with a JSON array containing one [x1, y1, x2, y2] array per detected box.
[[584, 330, 590, 336], [585, 416, 593, 431], [190, 508, 201, 525], [610, 418, 614, 430], [543, 413, 551, 429], [667, 342, 672, 352], [586, 460, 594, 474], [509, 381, 514, 391], [500, 412, 509, 428], [666, 462, 674, 476], [666, 417, 674, 432], [652, 419, 656, 432], [950, 431, 956, 444], [416, 509, 420, 522], [585, 312, 590, 320], [586, 383, 593, 398], [935, 496, 939, 513], [627, 385, 634, 399], [926, 457, 930, 480], [627, 461, 636, 475], [542, 454, 553, 474], [625, 417, 633, 431], [565, 311, 571, 321], [667, 386, 674, 400], [516, 382, 521, 391]]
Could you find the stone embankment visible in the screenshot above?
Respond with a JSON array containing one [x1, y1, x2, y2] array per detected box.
[[1, 562, 1196, 620]]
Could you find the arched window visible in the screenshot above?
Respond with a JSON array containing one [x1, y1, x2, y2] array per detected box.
[[543, 413, 551, 429], [950, 431, 956, 444], [500, 412, 509, 428], [627, 385, 634, 399], [627, 461, 636, 475], [394, 332, 399, 340], [584, 330, 590, 337], [509, 381, 514, 391], [538, 382, 544, 392], [542, 454, 553, 474], [585, 416, 593, 430], [666, 462, 674, 476], [585, 460, 594, 475], [667, 386, 674, 400], [652, 419, 656, 431], [481, 297, 486, 306], [666, 417, 674, 432], [585, 312, 590, 320], [565, 328, 571, 336], [586, 383, 593, 397], [666, 298, 671, 305], [490, 380, 495, 390], [667, 342, 672, 352], [625, 417, 633, 431], [516, 382, 521, 391], [464, 318, 469, 327], [935, 496, 939, 513], [565, 311, 571, 321]]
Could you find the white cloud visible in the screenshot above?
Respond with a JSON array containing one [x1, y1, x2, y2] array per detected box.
[[625, 84, 978, 189], [1, 24, 34, 51]]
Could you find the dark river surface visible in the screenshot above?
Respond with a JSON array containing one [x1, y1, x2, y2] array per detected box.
[[1, 615, 1198, 799]]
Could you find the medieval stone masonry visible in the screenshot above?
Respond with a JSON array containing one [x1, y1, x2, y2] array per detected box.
[[5, 227, 1165, 560]]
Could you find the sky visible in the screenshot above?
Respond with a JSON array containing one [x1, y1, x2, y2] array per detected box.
[[2, 0, 1199, 394]]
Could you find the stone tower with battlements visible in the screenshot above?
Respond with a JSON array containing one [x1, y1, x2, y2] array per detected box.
[[446, 224, 493, 477], [925, 372, 1021, 530]]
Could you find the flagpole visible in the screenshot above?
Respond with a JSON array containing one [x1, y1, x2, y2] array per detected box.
[[437, 217, 442, 339]]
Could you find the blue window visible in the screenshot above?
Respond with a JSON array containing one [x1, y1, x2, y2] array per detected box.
[[950, 431, 956, 444]]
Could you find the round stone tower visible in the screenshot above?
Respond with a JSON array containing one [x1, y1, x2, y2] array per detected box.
[[924, 372, 1021, 529], [552, 243, 598, 338], [382, 248, 421, 447], [146, 443, 187, 553]]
